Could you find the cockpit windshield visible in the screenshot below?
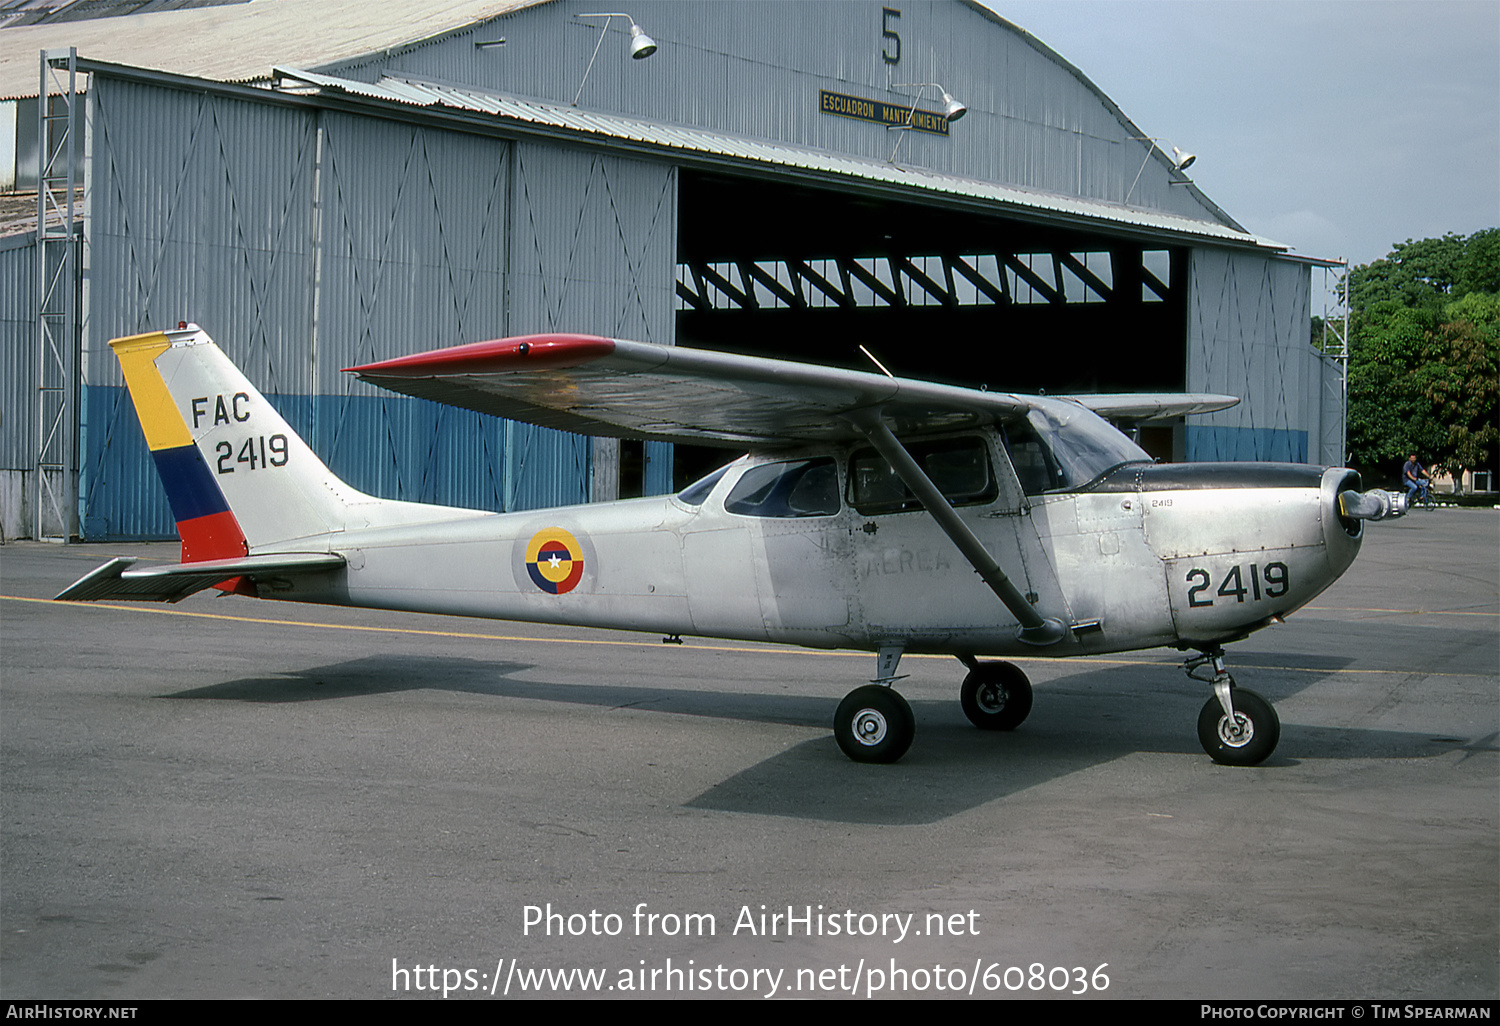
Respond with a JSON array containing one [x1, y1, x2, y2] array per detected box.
[[1002, 402, 1151, 494], [676, 462, 734, 506]]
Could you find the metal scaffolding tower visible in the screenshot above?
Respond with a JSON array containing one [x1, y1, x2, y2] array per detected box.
[[35, 48, 79, 542], [1317, 262, 1351, 466]]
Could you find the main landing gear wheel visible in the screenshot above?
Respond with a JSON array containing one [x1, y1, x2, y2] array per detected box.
[[1197, 686, 1280, 766], [834, 685, 914, 764], [960, 661, 1033, 731]]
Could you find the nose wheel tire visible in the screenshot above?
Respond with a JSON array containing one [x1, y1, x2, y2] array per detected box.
[[960, 661, 1033, 731], [1197, 687, 1279, 766], [835, 685, 915, 763]]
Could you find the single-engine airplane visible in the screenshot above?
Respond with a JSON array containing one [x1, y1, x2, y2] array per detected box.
[[58, 324, 1407, 765]]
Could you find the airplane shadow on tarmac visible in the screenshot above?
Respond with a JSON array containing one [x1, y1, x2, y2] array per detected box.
[[685, 715, 1488, 826], [159, 654, 1486, 825]]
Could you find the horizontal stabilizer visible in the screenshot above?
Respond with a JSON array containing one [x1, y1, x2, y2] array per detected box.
[[56, 553, 346, 604]]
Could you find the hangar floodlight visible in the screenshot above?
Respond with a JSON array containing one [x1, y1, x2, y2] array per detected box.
[[627, 22, 658, 59], [574, 12, 657, 105], [888, 81, 967, 163], [1125, 138, 1198, 203]]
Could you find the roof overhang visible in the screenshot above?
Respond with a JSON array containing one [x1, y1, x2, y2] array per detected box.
[[267, 65, 1288, 254], [64, 56, 1288, 254]]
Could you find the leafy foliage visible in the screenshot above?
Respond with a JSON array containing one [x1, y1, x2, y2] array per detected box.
[[1343, 231, 1499, 486]]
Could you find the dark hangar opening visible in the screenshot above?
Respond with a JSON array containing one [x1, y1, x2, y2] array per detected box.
[[675, 170, 1189, 396]]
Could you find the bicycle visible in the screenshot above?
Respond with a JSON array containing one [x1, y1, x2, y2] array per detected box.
[[1407, 478, 1437, 511]]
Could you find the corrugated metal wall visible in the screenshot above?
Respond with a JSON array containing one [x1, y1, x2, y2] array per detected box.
[[1185, 251, 1315, 463], [346, 0, 1218, 225], [0, 234, 37, 541], [0, 234, 36, 470], [79, 75, 674, 539]]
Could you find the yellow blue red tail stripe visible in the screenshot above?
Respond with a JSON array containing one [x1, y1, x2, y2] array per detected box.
[[111, 332, 250, 567]]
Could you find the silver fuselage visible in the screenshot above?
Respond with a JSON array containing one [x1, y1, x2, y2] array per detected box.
[[263, 441, 1364, 659]]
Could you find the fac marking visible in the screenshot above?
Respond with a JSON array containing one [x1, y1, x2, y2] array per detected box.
[[192, 392, 251, 428]]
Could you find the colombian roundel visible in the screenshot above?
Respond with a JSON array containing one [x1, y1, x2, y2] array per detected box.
[[525, 528, 585, 595]]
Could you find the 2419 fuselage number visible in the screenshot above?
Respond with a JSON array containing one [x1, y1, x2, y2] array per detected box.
[[1185, 562, 1289, 608]]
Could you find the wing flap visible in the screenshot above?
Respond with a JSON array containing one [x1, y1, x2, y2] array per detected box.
[[56, 553, 346, 604]]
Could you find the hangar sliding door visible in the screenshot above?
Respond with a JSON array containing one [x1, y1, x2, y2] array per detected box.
[[1185, 250, 1314, 463], [507, 142, 678, 499]]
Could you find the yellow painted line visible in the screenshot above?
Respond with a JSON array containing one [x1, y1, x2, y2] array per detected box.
[[1302, 605, 1497, 618], [6, 593, 785, 653], [4, 594, 1489, 679]]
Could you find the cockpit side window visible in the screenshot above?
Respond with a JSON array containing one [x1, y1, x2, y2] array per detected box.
[[724, 458, 841, 517], [848, 436, 997, 515]]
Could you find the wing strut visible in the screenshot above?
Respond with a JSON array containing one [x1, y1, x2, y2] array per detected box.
[[847, 410, 1068, 647]]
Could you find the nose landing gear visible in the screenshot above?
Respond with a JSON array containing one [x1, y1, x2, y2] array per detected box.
[[834, 684, 915, 763], [1186, 648, 1280, 766]]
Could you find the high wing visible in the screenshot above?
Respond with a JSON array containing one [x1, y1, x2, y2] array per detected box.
[[348, 334, 1234, 447]]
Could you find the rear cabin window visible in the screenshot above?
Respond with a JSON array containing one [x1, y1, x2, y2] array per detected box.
[[723, 458, 840, 517], [848, 437, 997, 515]]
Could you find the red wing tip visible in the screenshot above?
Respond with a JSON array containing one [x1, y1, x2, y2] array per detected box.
[[344, 334, 616, 376]]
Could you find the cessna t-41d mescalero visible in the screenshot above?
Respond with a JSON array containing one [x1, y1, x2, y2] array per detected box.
[[59, 324, 1408, 765]]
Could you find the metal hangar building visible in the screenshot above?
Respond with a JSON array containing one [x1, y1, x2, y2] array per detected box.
[[0, 0, 1343, 541]]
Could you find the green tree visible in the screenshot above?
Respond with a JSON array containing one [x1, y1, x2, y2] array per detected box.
[[1424, 293, 1500, 477], [1455, 228, 1500, 296], [1345, 232, 1467, 309], [1343, 231, 1499, 489]]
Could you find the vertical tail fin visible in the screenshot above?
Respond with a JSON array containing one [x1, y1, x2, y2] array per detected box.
[[113, 325, 361, 561]]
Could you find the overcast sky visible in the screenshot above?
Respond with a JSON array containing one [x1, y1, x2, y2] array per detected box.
[[990, 1, 1499, 294]]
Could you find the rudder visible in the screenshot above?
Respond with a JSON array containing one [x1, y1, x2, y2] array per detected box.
[[112, 324, 350, 559]]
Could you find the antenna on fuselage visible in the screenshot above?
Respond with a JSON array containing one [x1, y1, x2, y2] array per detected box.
[[858, 344, 896, 379]]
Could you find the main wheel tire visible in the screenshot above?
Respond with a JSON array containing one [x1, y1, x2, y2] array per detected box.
[[960, 661, 1033, 731], [834, 685, 915, 763], [1197, 687, 1280, 766]]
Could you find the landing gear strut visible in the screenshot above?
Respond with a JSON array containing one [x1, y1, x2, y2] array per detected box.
[[834, 645, 915, 763], [1185, 647, 1280, 766]]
